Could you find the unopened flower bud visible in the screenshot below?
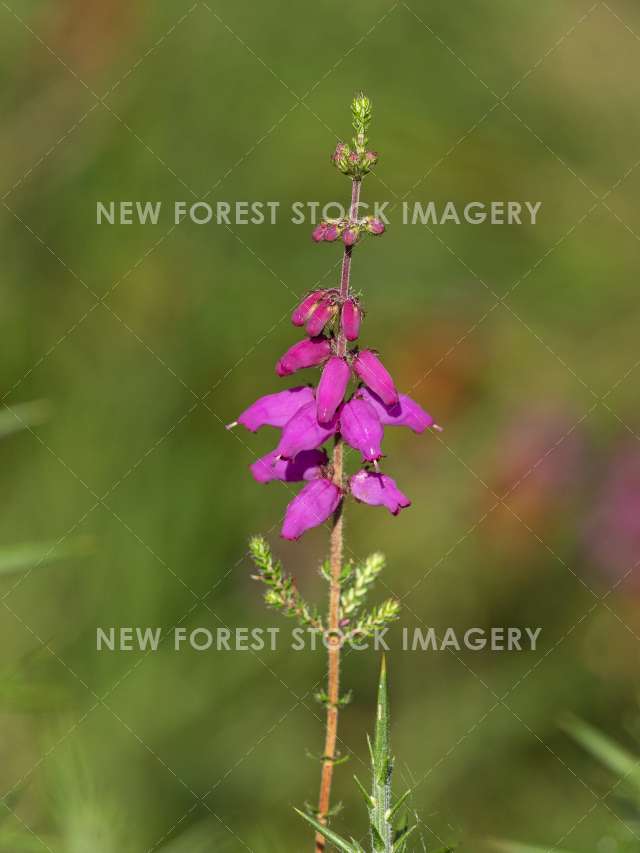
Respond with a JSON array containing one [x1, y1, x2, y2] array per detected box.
[[276, 336, 331, 376], [341, 298, 361, 341], [342, 227, 358, 247], [291, 290, 326, 326], [305, 297, 335, 336], [366, 217, 385, 236], [324, 224, 339, 242], [312, 223, 327, 242]]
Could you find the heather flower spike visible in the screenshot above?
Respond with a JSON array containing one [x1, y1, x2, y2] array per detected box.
[[240, 95, 441, 851]]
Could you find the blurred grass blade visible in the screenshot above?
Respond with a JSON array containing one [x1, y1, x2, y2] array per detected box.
[[563, 714, 640, 791], [0, 400, 50, 439], [491, 842, 575, 853], [0, 536, 92, 575]]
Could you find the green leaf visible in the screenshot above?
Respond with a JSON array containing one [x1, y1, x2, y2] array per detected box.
[[392, 822, 418, 852], [373, 656, 391, 785], [294, 808, 354, 853], [563, 715, 640, 792], [387, 788, 411, 823], [0, 536, 91, 575]]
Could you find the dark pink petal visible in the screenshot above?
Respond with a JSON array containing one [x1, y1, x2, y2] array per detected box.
[[250, 449, 327, 483], [292, 290, 325, 326], [350, 470, 411, 515], [305, 298, 335, 337], [339, 398, 383, 462], [317, 357, 351, 425], [325, 225, 339, 242], [276, 401, 338, 459], [356, 387, 437, 433], [234, 386, 314, 432], [281, 478, 342, 540], [341, 299, 361, 341], [276, 336, 331, 377], [353, 349, 398, 406]]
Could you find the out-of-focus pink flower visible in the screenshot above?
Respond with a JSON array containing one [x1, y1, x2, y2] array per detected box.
[[250, 449, 327, 483], [231, 386, 314, 432], [356, 387, 438, 433], [305, 298, 335, 337], [282, 478, 342, 540], [585, 444, 640, 584], [317, 357, 351, 425], [324, 225, 339, 242], [291, 290, 326, 326], [353, 349, 398, 406], [339, 398, 383, 462], [341, 299, 361, 342], [276, 336, 332, 376], [276, 401, 338, 459], [350, 470, 410, 515]]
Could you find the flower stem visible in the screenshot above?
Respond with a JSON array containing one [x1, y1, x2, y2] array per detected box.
[[314, 176, 361, 853]]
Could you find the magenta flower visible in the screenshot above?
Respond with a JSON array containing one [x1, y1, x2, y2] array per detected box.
[[324, 225, 339, 242], [342, 228, 358, 247], [292, 290, 326, 326], [276, 401, 338, 459], [340, 398, 383, 462], [341, 299, 361, 341], [250, 448, 327, 483], [305, 297, 335, 337], [281, 478, 342, 540], [356, 387, 438, 433], [350, 470, 410, 515], [232, 386, 314, 432], [353, 349, 398, 406], [312, 224, 327, 243], [317, 357, 351, 424], [276, 336, 332, 376], [366, 217, 385, 235]]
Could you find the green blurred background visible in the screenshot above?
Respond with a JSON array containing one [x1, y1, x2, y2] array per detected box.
[[2, 0, 640, 850]]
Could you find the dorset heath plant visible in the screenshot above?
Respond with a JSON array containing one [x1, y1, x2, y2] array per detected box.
[[232, 94, 441, 850]]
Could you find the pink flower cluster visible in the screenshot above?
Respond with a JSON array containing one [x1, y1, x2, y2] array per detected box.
[[312, 216, 385, 247], [230, 288, 440, 540]]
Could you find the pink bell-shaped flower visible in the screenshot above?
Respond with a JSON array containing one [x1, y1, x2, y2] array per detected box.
[[281, 478, 342, 540], [276, 336, 332, 377], [231, 386, 314, 432], [339, 397, 383, 462], [317, 357, 351, 425], [276, 401, 338, 459], [353, 349, 398, 406], [356, 387, 439, 433], [350, 470, 410, 515], [250, 448, 327, 483]]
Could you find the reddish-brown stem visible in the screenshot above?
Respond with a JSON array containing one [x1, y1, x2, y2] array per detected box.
[[315, 176, 361, 853]]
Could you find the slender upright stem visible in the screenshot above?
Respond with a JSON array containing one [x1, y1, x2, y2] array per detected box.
[[315, 177, 361, 853]]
